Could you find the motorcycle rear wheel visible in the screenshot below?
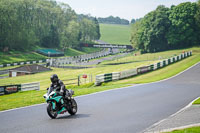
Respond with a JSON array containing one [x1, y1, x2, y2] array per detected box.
[[68, 99, 77, 115], [47, 102, 57, 119]]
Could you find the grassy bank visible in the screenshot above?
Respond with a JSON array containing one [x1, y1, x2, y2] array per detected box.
[[164, 126, 200, 133], [100, 24, 131, 44], [0, 47, 102, 64], [0, 47, 199, 111], [64, 47, 102, 56], [193, 97, 200, 104], [0, 51, 46, 64]]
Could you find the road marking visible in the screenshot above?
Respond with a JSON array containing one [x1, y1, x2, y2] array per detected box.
[[1, 62, 199, 113], [147, 61, 200, 84], [143, 96, 200, 133], [144, 123, 200, 133], [157, 123, 200, 133], [0, 103, 45, 113]]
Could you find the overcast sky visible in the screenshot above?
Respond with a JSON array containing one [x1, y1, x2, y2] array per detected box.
[[56, 0, 197, 21]]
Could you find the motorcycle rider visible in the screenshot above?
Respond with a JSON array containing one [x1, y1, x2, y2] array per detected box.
[[49, 74, 69, 101]]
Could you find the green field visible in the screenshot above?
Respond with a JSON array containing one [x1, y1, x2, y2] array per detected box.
[[64, 47, 102, 56], [0, 47, 200, 111], [100, 24, 131, 44], [0, 47, 102, 64], [0, 51, 46, 64]]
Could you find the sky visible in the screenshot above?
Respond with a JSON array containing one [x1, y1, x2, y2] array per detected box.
[[56, 0, 197, 21]]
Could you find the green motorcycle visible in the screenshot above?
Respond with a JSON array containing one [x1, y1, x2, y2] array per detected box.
[[43, 87, 77, 119]]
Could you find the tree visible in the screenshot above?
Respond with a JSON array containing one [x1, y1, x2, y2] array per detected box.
[[98, 16, 129, 25], [166, 2, 199, 49], [131, 5, 170, 53], [94, 17, 101, 40], [60, 20, 80, 50], [130, 2, 200, 53], [196, 0, 200, 26], [131, 19, 136, 24], [0, 0, 100, 52]]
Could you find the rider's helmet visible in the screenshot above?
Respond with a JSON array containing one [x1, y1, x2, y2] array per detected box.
[[50, 74, 59, 84]]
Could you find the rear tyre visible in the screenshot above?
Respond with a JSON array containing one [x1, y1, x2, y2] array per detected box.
[[68, 99, 77, 115], [47, 102, 57, 119]]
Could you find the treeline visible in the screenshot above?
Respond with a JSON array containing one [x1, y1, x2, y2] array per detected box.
[[131, 2, 200, 53], [98, 16, 129, 25], [130, 18, 142, 24], [0, 0, 100, 52]]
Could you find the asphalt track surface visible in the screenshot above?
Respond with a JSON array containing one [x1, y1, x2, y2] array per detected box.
[[0, 62, 200, 133]]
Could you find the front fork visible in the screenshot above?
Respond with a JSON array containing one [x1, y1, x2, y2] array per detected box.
[[52, 101, 56, 110]]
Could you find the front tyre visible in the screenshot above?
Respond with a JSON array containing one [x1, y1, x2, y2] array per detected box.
[[47, 102, 57, 119], [68, 99, 77, 115]]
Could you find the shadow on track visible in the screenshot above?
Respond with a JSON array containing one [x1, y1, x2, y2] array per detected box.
[[57, 114, 91, 120]]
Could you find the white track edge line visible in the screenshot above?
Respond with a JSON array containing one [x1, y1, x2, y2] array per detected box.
[[159, 123, 200, 133], [0, 103, 46, 113], [145, 123, 200, 133], [143, 96, 200, 133]]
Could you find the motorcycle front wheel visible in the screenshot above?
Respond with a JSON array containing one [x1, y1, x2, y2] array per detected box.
[[68, 99, 78, 115], [47, 102, 57, 119]]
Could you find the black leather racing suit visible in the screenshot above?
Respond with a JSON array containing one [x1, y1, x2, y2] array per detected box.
[[48, 79, 69, 98]]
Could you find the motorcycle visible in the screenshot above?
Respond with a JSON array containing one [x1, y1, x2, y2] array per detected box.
[[43, 87, 77, 119]]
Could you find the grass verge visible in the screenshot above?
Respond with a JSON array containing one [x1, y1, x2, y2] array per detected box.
[[193, 97, 200, 104], [164, 126, 200, 133], [0, 52, 46, 64], [0, 47, 102, 65]]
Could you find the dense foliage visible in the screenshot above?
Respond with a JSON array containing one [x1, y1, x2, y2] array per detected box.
[[98, 16, 129, 25], [0, 0, 100, 52], [130, 18, 141, 24], [131, 2, 200, 53]]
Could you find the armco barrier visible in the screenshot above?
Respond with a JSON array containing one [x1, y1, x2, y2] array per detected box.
[[154, 63, 158, 70], [96, 72, 120, 85], [104, 73, 112, 82], [0, 82, 40, 95], [1, 59, 48, 68], [95, 51, 192, 85], [50, 49, 112, 67], [95, 74, 105, 85], [150, 64, 154, 71], [0, 84, 21, 95], [21, 82, 40, 91], [137, 66, 151, 74], [112, 72, 120, 80], [120, 69, 137, 79]]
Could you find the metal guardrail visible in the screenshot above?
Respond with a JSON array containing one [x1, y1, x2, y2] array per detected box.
[[95, 51, 192, 85], [50, 49, 114, 67], [21, 82, 40, 91], [120, 69, 137, 79], [0, 59, 48, 68], [0, 84, 21, 95], [0, 82, 40, 95]]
